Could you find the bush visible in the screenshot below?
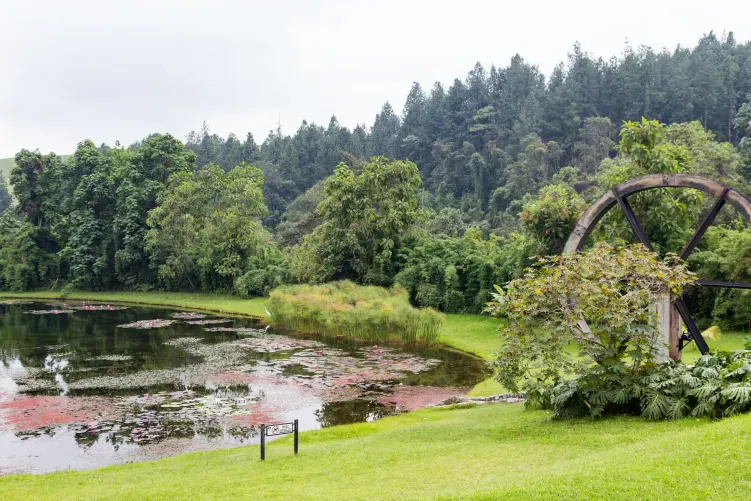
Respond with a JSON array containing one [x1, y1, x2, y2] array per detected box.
[[416, 283, 442, 309], [234, 269, 266, 297], [542, 346, 751, 420], [266, 280, 443, 345]]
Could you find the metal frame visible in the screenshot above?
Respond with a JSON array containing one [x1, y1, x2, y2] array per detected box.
[[260, 420, 299, 460], [563, 175, 751, 355]]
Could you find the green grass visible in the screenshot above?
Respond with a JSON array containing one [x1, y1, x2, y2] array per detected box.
[[440, 314, 501, 360], [683, 330, 750, 362], [440, 314, 506, 396], [3, 402, 751, 500], [0, 291, 268, 318]]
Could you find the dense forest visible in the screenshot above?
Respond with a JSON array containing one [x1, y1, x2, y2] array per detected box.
[[3, 32, 751, 328]]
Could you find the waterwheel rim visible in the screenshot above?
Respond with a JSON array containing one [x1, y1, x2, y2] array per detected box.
[[563, 174, 751, 355]]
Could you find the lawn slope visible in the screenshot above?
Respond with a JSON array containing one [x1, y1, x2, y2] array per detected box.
[[2, 403, 750, 501]]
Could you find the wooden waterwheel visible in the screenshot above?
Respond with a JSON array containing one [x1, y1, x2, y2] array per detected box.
[[563, 174, 751, 360]]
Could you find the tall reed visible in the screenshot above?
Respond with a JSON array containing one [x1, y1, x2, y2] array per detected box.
[[266, 281, 443, 345]]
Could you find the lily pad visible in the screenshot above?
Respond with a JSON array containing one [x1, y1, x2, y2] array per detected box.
[[168, 312, 206, 320], [25, 310, 74, 315], [117, 319, 176, 329], [186, 318, 233, 325]]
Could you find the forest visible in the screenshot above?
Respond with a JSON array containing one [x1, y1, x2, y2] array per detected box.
[[2, 31, 751, 328]]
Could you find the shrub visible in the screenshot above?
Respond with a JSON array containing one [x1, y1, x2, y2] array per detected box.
[[416, 283, 442, 310], [266, 280, 443, 345], [544, 347, 751, 420]]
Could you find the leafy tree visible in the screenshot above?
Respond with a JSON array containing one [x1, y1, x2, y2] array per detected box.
[[595, 119, 703, 255], [295, 157, 423, 286], [492, 134, 549, 211], [276, 181, 325, 247], [146, 163, 279, 293], [574, 117, 614, 174], [396, 229, 543, 313], [426, 207, 467, 237], [59, 140, 115, 289], [243, 132, 259, 161], [688, 225, 751, 330], [0, 213, 59, 291], [520, 184, 585, 255], [113, 134, 196, 287], [10, 149, 62, 227], [735, 93, 751, 178]]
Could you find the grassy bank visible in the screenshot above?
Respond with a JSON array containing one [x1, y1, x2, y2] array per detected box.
[[3, 402, 751, 500]]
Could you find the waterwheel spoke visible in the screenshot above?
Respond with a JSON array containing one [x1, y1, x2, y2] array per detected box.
[[679, 187, 728, 261], [613, 188, 711, 355], [673, 297, 710, 355], [613, 188, 654, 251], [698, 280, 751, 289]]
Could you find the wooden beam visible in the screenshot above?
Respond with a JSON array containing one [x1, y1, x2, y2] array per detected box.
[[680, 188, 728, 261], [698, 280, 751, 289]]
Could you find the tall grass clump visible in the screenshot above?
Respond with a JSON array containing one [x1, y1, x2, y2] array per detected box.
[[266, 281, 443, 345]]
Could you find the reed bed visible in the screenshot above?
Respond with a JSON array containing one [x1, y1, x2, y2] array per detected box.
[[266, 281, 443, 345]]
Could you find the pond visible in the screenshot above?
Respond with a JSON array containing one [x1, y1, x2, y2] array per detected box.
[[0, 301, 488, 474]]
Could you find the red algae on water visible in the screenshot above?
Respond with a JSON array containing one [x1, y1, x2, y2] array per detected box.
[[0, 395, 117, 432]]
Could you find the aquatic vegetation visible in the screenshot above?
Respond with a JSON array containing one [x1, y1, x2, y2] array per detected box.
[[69, 304, 128, 311], [168, 312, 206, 320], [117, 319, 176, 329], [0, 300, 34, 305], [203, 327, 266, 334], [24, 309, 74, 315], [185, 318, 232, 325], [85, 354, 133, 362], [234, 334, 325, 353], [266, 281, 443, 345]]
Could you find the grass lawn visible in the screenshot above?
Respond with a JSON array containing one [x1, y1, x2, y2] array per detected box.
[[440, 314, 507, 396], [3, 402, 751, 500], [440, 314, 501, 359], [683, 330, 750, 362]]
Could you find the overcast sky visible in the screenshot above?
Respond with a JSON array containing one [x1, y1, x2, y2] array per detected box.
[[1, 0, 750, 158]]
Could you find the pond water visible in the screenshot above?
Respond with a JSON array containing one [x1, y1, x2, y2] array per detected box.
[[0, 301, 488, 474]]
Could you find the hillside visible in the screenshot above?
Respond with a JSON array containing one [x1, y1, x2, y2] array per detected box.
[[0, 157, 14, 181]]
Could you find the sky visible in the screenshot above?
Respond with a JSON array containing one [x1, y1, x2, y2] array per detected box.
[[1, 0, 750, 158]]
